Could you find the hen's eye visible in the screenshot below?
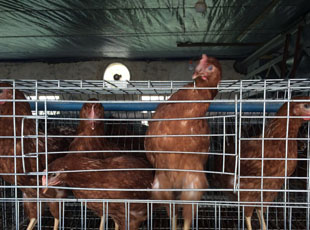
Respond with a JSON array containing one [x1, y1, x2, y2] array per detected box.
[[207, 65, 213, 71], [304, 104, 310, 109], [50, 173, 56, 177]]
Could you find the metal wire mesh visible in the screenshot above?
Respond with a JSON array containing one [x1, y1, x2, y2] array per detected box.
[[0, 79, 310, 229]]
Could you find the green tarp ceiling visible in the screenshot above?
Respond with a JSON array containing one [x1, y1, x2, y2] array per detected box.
[[0, 0, 309, 61]]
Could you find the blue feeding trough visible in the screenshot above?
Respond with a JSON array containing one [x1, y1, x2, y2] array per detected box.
[[29, 102, 283, 113]]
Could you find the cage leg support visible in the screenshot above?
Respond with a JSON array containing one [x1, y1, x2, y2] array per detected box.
[[53, 218, 59, 230], [246, 216, 252, 230], [26, 218, 37, 230], [256, 209, 266, 230]]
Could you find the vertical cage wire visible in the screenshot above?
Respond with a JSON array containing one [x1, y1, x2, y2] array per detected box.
[[0, 79, 310, 229]]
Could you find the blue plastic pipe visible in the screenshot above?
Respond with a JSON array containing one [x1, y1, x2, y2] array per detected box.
[[29, 102, 283, 113]]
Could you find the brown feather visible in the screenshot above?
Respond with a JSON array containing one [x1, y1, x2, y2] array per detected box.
[[213, 96, 310, 218], [145, 55, 222, 225], [69, 99, 120, 159], [0, 83, 67, 222], [45, 155, 153, 230]]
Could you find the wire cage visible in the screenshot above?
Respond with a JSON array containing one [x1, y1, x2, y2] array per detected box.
[[0, 79, 310, 230]]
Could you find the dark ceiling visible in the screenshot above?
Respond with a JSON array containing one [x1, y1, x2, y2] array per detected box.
[[0, 0, 310, 61]]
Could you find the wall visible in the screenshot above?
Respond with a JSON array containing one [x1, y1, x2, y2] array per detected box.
[[0, 59, 244, 81]]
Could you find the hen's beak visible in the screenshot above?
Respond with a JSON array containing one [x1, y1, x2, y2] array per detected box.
[[91, 121, 96, 130], [201, 54, 208, 61], [42, 175, 49, 194], [302, 112, 310, 120], [192, 74, 198, 80], [90, 104, 97, 130], [192, 74, 208, 80]]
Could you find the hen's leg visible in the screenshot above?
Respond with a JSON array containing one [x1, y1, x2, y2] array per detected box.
[[53, 218, 59, 230], [23, 194, 39, 230], [164, 205, 177, 230], [152, 173, 174, 201], [152, 172, 177, 229], [48, 202, 61, 230], [183, 218, 191, 230], [181, 204, 195, 230], [180, 172, 207, 230], [115, 222, 120, 230], [173, 215, 178, 230], [99, 216, 105, 230], [256, 209, 266, 230], [110, 217, 120, 230], [245, 216, 252, 230], [46, 189, 68, 230], [26, 218, 37, 230]]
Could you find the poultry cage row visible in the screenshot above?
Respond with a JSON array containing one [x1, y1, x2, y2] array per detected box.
[[0, 79, 310, 230]]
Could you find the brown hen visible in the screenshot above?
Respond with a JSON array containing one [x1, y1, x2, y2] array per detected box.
[[213, 96, 310, 230], [42, 99, 152, 229], [42, 154, 153, 230], [145, 54, 222, 230], [0, 83, 68, 230], [68, 98, 120, 158]]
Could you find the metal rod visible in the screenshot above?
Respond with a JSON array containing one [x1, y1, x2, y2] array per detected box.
[[290, 26, 303, 78], [281, 34, 290, 78], [177, 42, 262, 47], [28, 101, 284, 112]]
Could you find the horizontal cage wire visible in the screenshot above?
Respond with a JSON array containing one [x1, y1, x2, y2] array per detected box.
[[0, 79, 310, 230]]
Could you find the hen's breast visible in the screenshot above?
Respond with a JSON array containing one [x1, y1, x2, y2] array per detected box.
[[145, 106, 210, 169]]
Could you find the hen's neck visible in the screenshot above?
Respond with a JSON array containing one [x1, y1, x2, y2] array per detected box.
[[186, 82, 218, 98], [167, 82, 216, 117], [77, 122, 105, 136]]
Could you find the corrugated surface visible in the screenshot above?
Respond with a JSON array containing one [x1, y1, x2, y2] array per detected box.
[[0, 0, 309, 60]]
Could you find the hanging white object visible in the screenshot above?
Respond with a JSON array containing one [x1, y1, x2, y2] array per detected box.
[[195, 0, 207, 13], [103, 62, 130, 88]]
